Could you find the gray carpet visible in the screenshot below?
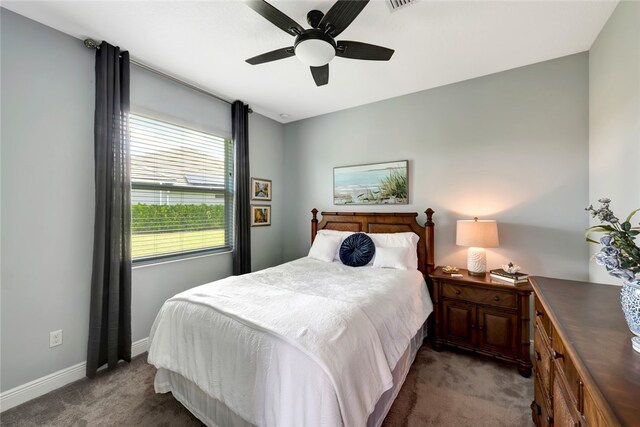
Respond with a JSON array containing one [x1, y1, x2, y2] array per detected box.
[[1, 346, 533, 427]]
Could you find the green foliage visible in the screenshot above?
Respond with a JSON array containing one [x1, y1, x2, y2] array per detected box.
[[364, 188, 379, 203], [379, 170, 408, 200], [586, 198, 640, 277], [132, 203, 225, 233]]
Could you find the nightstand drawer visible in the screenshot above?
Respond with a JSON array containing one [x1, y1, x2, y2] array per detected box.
[[442, 284, 517, 309]]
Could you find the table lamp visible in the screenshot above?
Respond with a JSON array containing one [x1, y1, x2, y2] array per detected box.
[[456, 217, 499, 276]]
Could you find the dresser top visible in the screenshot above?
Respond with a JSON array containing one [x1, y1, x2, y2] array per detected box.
[[530, 276, 640, 426]]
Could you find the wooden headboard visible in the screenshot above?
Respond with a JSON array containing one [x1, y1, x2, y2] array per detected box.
[[311, 209, 435, 276]]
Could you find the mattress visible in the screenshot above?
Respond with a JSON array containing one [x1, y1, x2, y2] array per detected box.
[[148, 258, 433, 427]]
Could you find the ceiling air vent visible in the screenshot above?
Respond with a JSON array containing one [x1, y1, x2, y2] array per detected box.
[[387, 0, 417, 13]]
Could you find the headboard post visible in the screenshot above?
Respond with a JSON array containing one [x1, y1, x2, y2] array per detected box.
[[425, 208, 434, 226], [425, 208, 435, 274], [311, 208, 319, 243]]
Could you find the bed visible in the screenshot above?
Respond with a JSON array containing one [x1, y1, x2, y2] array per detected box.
[[147, 209, 436, 427]]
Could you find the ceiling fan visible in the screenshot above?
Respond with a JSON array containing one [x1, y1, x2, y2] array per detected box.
[[245, 0, 394, 86]]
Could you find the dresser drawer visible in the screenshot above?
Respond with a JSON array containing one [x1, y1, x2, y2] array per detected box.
[[553, 372, 581, 427], [532, 376, 553, 427], [534, 324, 552, 393], [534, 297, 551, 340], [442, 283, 517, 309], [583, 385, 608, 427], [551, 330, 581, 406]]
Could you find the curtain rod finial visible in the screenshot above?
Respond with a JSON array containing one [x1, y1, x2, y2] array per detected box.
[[84, 38, 98, 49]]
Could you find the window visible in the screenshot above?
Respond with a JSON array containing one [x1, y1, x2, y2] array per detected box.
[[130, 114, 233, 262]]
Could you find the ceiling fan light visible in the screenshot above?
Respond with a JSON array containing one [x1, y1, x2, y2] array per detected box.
[[295, 39, 336, 66]]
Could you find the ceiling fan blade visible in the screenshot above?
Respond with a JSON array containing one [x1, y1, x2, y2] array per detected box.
[[336, 41, 394, 61], [319, 0, 369, 37], [310, 65, 329, 86], [245, 0, 304, 36], [246, 47, 295, 65]]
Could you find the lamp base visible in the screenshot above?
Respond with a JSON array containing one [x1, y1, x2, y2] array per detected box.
[[468, 270, 486, 277], [467, 247, 487, 276]]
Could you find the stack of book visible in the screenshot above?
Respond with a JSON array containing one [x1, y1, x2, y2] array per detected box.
[[490, 268, 529, 284]]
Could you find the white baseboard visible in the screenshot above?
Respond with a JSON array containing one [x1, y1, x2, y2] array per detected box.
[[0, 337, 149, 413], [131, 337, 149, 358], [0, 361, 87, 413]]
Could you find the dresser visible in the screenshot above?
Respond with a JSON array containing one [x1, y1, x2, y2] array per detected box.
[[530, 277, 640, 427], [429, 267, 532, 377]]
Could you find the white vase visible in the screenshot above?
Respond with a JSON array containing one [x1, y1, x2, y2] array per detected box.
[[621, 280, 640, 353], [621, 280, 640, 337]]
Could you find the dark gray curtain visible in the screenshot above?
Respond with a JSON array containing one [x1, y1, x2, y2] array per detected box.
[[232, 101, 251, 275], [87, 41, 132, 378]]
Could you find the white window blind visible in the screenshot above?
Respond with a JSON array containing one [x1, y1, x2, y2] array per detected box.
[[130, 114, 233, 261]]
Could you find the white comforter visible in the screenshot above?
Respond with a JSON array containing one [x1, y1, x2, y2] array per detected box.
[[147, 258, 432, 427]]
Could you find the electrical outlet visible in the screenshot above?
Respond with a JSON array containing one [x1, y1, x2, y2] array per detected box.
[[50, 330, 63, 348]]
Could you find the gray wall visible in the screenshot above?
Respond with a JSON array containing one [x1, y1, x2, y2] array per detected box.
[[588, 1, 640, 285], [0, 9, 284, 392], [283, 53, 590, 280], [249, 113, 284, 272], [1, 8, 95, 393]]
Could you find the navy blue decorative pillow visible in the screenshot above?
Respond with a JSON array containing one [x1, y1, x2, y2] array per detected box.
[[339, 233, 375, 267]]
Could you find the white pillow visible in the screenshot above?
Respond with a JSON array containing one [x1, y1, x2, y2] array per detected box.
[[317, 229, 355, 261], [308, 234, 342, 263], [373, 246, 412, 270], [368, 232, 420, 269]]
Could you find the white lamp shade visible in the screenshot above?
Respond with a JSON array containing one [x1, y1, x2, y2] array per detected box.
[[456, 219, 499, 248]]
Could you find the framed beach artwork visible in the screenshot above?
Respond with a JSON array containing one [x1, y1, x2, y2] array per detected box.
[[251, 178, 272, 201], [333, 160, 408, 205], [251, 205, 271, 226]]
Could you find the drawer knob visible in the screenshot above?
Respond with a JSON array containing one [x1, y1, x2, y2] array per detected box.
[[535, 351, 541, 361], [535, 310, 543, 317], [547, 415, 554, 425], [493, 296, 500, 302], [454, 289, 461, 295], [552, 350, 564, 360]]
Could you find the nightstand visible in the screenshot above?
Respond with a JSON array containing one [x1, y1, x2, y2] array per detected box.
[[429, 267, 532, 377]]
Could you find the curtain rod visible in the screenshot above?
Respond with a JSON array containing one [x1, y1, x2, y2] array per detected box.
[[83, 38, 252, 113]]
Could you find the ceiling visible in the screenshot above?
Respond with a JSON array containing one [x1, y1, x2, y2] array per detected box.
[[3, 1, 617, 123]]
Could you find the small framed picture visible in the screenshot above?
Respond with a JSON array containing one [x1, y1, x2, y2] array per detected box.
[[251, 177, 272, 201], [251, 205, 271, 227]]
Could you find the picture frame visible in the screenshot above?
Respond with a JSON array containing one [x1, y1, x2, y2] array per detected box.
[[251, 205, 271, 227], [251, 177, 272, 201], [333, 160, 408, 205]]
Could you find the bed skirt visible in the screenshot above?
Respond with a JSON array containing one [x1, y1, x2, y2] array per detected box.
[[153, 322, 427, 427]]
